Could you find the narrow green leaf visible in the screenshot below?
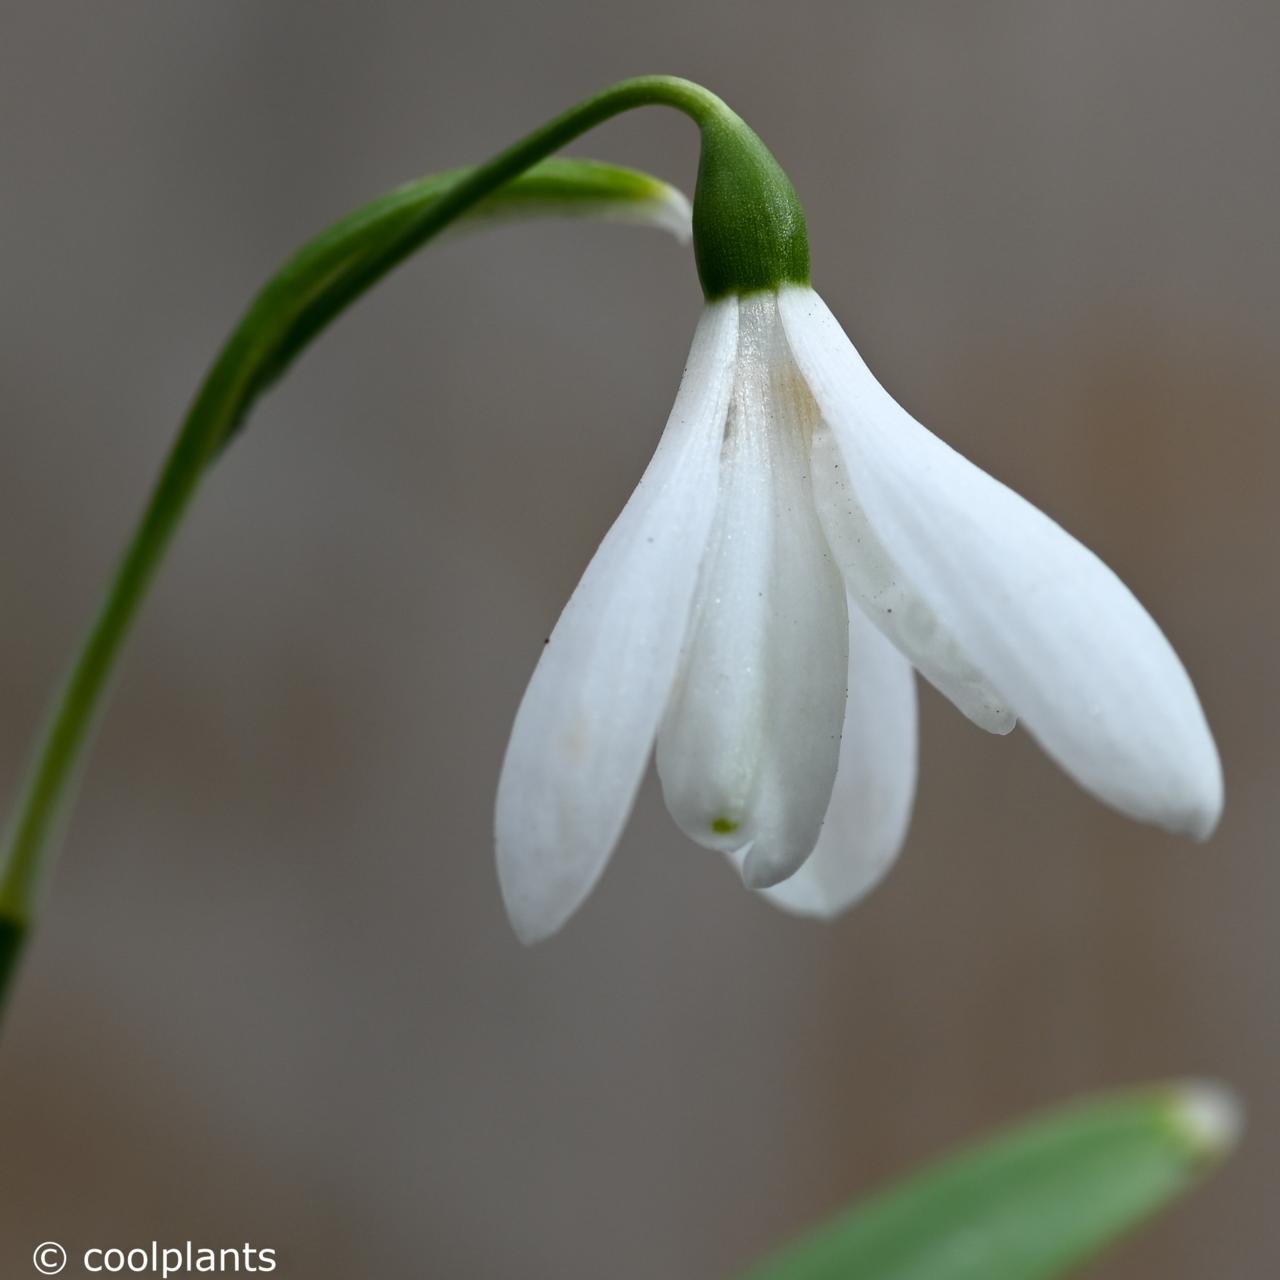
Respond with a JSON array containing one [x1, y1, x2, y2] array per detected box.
[[231, 156, 689, 434], [446, 156, 691, 236], [742, 1082, 1239, 1280]]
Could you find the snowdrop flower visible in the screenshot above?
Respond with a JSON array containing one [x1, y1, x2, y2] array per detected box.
[[496, 104, 1221, 944]]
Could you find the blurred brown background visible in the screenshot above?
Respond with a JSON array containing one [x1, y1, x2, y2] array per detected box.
[[0, 2, 1275, 1276]]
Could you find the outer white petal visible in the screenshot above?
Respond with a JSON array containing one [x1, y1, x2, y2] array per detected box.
[[779, 286, 1222, 838], [761, 597, 918, 918], [496, 301, 739, 943], [809, 419, 1015, 735], [656, 294, 849, 889]]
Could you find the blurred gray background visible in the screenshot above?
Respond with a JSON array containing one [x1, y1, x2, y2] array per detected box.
[[1, 2, 1275, 1276]]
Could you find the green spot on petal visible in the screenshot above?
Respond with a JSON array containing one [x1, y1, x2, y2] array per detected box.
[[711, 816, 739, 836]]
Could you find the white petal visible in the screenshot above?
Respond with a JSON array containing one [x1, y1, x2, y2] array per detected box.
[[656, 294, 849, 888], [761, 597, 918, 918], [496, 301, 739, 943], [779, 286, 1222, 838], [810, 420, 1015, 735]]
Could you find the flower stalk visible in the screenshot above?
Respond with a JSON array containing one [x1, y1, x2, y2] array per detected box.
[[0, 77, 802, 1013]]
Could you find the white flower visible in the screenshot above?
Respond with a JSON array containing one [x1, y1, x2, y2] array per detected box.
[[496, 286, 1222, 943]]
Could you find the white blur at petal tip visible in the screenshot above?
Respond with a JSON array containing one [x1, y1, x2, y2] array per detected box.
[[494, 284, 1222, 941]]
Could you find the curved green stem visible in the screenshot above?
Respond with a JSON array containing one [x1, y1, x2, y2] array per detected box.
[[0, 76, 732, 1011]]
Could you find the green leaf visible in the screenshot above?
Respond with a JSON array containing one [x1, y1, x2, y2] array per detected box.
[[445, 156, 691, 236], [230, 156, 690, 436], [742, 1082, 1239, 1280]]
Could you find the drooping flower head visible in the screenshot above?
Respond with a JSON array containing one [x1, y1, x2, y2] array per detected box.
[[497, 99, 1221, 943]]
